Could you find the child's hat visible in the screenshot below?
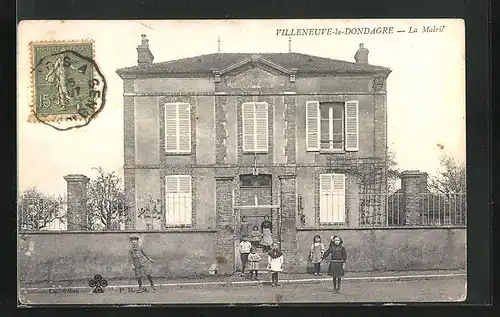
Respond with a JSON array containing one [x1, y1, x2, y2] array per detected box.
[[129, 234, 140, 240]]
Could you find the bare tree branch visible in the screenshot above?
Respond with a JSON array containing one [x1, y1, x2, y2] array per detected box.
[[19, 187, 66, 231], [86, 166, 128, 230]]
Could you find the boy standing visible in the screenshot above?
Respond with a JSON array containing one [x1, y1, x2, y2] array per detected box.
[[129, 235, 158, 292], [239, 235, 252, 277]]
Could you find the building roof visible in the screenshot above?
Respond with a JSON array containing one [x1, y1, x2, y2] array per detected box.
[[116, 52, 391, 76]]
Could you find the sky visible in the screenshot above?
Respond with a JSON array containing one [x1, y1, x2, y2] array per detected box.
[[17, 19, 466, 196]]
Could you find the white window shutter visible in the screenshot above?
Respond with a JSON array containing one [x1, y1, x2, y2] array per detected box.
[[165, 104, 178, 152], [242, 103, 256, 151], [165, 176, 178, 193], [165, 176, 177, 225], [345, 100, 359, 151], [165, 103, 191, 153], [332, 174, 346, 223], [178, 175, 192, 193], [255, 102, 269, 151], [177, 103, 191, 152], [306, 101, 320, 151], [178, 176, 192, 225], [319, 174, 333, 223], [165, 175, 192, 226]]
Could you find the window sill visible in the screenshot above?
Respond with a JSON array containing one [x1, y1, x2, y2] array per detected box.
[[165, 152, 192, 156], [319, 222, 346, 226], [319, 150, 346, 154], [305, 150, 349, 154], [164, 225, 193, 229], [242, 151, 269, 154]]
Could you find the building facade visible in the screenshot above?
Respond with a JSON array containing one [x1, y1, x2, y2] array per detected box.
[[116, 35, 391, 272]]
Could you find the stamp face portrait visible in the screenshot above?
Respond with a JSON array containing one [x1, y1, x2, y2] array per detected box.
[[29, 41, 106, 130]]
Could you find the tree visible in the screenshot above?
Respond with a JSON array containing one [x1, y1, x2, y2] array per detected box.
[[86, 167, 129, 230], [136, 195, 162, 230], [426, 155, 467, 225], [18, 187, 66, 231], [387, 149, 401, 193], [429, 155, 466, 194]]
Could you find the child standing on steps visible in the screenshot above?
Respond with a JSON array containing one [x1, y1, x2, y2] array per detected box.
[[322, 235, 347, 294], [267, 242, 284, 286], [247, 247, 261, 280], [309, 235, 326, 276], [128, 235, 158, 293], [249, 225, 262, 249], [239, 235, 252, 277]]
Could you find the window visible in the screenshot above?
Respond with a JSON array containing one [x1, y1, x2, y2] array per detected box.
[[239, 174, 272, 188], [165, 175, 192, 226], [319, 173, 346, 224], [320, 103, 344, 151], [242, 102, 269, 152], [306, 100, 359, 152], [239, 174, 272, 206], [165, 103, 191, 153]]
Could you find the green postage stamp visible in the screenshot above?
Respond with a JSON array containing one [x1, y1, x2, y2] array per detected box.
[[29, 40, 106, 130]]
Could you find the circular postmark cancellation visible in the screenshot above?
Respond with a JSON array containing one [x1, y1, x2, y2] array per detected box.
[[29, 41, 107, 131]]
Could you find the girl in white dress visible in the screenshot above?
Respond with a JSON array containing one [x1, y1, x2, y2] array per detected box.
[[267, 242, 284, 286]]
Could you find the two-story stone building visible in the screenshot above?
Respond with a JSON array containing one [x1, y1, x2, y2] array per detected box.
[[116, 35, 391, 274]]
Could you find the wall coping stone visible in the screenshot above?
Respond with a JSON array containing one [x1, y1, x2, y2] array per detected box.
[[297, 226, 466, 231], [63, 174, 90, 182], [19, 229, 218, 235]]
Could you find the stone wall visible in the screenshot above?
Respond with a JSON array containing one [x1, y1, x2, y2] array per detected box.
[[296, 227, 466, 273], [18, 227, 465, 284], [18, 231, 217, 284]]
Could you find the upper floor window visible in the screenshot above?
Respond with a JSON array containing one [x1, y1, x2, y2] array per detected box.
[[306, 100, 359, 152], [242, 102, 269, 153], [165, 103, 191, 153]]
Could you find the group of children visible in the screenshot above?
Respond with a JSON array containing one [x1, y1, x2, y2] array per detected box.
[[127, 233, 347, 294], [238, 237, 284, 286], [246, 215, 274, 252], [239, 234, 347, 293]]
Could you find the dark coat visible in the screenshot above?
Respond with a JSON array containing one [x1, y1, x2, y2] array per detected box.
[[129, 246, 152, 267], [129, 246, 153, 277], [322, 243, 347, 277]]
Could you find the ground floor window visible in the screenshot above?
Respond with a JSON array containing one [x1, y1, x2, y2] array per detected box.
[[165, 175, 192, 226], [320, 173, 346, 224]]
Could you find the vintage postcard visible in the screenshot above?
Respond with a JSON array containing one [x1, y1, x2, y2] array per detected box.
[[17, 19, 466, 305]]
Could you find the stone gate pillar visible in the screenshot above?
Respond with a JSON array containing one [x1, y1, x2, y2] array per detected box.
[[400, 170, 428, 225], [64, 174, 90, 230], [279, 174, 298, 271], [215, 176, 235, 274]]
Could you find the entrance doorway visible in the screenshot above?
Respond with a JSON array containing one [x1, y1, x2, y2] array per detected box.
[[239, 174, 273, 239]]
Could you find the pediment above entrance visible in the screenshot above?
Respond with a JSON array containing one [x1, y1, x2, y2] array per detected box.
[[222, 66, 289, 89], [213, 54, 297, 87]]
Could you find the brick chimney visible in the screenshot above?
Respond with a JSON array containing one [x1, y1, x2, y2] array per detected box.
[[137, 34, 154, 67], [354, 43, 369, 64]]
